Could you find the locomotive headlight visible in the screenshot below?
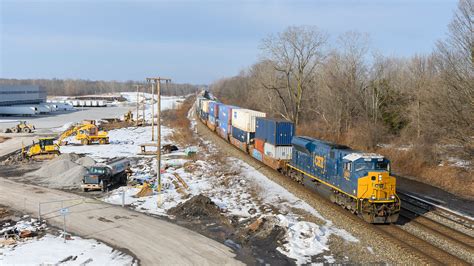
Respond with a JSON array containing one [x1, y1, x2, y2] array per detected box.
[[371, 196, 376, 200], [378, 174, 383, 181], [390, 195, 395, 199]]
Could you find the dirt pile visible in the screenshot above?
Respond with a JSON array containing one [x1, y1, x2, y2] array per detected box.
[[234, 216, 291, 264], [30, 153, 91, 189], [168, 194, 223, 220], [76, 156, 96, 167], [237, 216, 286, 244]]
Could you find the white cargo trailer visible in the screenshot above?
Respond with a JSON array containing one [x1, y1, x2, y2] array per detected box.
[[231, 109, 266, 132], [0, 106, 38, 116]]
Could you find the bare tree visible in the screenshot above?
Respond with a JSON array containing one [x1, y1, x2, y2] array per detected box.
[[260, 26, 328, 125]]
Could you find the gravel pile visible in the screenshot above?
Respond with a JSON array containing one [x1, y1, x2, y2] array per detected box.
[[29, 153, 94, 189], [76, 156, 96, 167]]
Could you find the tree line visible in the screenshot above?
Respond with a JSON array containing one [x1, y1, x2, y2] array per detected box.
[[211, 0, 473, 196], [0, 78, 202, 97]]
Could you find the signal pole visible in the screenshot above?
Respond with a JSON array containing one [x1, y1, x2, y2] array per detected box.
[[145, 77, 171, 198]]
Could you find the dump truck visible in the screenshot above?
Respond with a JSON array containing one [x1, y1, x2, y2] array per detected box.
[[82, 157, 131, 192]]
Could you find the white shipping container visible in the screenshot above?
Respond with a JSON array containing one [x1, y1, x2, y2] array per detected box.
[[263, 143, 292, 160], [201, 100, 212, 113], [231, 109, 266, 132]]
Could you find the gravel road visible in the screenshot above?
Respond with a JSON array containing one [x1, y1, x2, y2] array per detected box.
[[0, 178, 242, 265]]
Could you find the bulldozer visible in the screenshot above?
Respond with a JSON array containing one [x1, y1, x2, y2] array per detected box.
[[4, 121, 35, 133], [22, 137, 60, 160], [58, 120, 109, 145]]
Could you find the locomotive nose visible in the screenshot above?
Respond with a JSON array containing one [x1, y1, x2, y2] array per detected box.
[[367, 171, 395, 200]]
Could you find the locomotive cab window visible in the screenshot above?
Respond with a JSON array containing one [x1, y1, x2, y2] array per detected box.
[[375, 161, 388, 170], [344, 162, 352, 171], [355, 161, 373, 172]]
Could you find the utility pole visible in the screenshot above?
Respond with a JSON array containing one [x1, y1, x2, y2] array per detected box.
[[134, 85, 140, 127], [150, 81, 155, 141], [145, 77, 171, 197], [142, 90, 146, 127]]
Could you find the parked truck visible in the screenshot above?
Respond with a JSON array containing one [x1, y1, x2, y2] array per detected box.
[[82, 157, 131, 192]]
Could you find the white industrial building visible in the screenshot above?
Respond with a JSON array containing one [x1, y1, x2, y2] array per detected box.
[[0, 85, 74, 115]]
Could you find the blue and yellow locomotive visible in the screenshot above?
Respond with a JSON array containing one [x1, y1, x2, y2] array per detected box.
[[286, 136, 400, 223]]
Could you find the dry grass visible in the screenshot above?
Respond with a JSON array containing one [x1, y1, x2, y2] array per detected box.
[[0, 137, 10, 144], [161, 96, 197, 146], [379, 147, 474, 199]]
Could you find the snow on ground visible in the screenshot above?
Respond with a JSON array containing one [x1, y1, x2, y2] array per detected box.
[[60, 126, 173, 159], [1, 234, 136, 265], [0, 216, 136, 265]]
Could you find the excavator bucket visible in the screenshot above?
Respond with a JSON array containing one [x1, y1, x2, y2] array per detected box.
[[135, 182, 153, 197]]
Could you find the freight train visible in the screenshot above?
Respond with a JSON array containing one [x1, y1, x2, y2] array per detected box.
[[196, 95, 400, 223]]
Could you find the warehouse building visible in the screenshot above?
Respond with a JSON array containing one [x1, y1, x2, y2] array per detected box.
[[0, 85, 74, 115], [0, 85, 47, 106]]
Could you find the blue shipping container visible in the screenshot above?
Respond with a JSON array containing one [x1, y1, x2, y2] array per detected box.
[[255, 117, 295, 146], [231, 126, 255, 144], [218, 105, 239, 125], [219, 120, 230, 135], [252, 148, 263, 161], [209, 116, 216, 124], [209, 101, 219, 118]]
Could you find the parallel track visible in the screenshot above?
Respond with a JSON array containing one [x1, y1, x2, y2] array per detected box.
[[376, 224, 468, 265], [194, 110, 472, 264]]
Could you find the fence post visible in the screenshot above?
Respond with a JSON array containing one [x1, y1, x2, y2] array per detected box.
[[121, 189, 125, 207], [38, 203, 41, 221]]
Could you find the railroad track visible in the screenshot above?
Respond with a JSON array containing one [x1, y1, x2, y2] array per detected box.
[[376, 224, 469, 265], [393, 191, 474, 264], [194, 111, 473, 264], [398, 191, 474, 230]]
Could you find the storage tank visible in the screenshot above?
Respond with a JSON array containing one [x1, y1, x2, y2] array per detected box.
[[98, 100, 106, 107], [85, 100, 93, 107], [231, 109, 266, 132]]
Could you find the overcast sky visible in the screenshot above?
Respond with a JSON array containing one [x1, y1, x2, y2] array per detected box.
[[0, 0, 458, 84]]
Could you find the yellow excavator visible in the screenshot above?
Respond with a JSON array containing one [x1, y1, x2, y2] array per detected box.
[[22, 137, 60, 160], [58, 120, 109, 145]]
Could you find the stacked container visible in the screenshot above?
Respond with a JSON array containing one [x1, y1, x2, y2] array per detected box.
[[217, 104, 239, 140], [254, 117, 295, 169], [231, 109, 266, 132], [200, 99, 211, 121], [208, 101, 219, 126]]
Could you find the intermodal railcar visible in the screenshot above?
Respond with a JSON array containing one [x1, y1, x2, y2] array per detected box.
[[195, 94, 400, 223]]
